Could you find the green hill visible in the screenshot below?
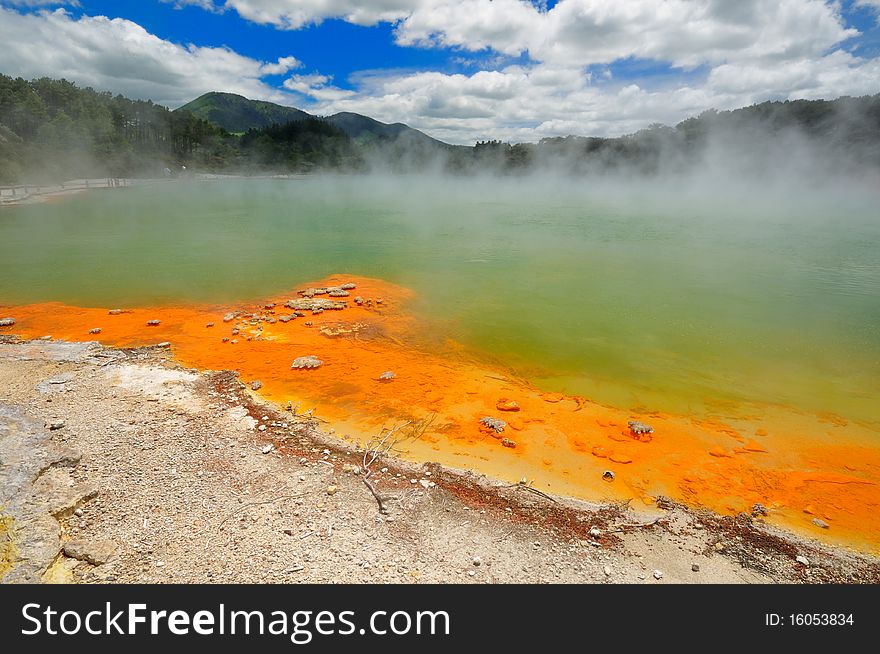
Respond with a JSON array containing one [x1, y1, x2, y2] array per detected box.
[[177, 91, 311, 133], [176, 92, 449, 147]]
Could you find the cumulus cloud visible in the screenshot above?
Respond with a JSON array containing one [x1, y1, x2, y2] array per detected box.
[[0, 1, 877, 145], [282, 73, 355, 101], [0, 7, 300, 107], [260, 55, 302, 75]]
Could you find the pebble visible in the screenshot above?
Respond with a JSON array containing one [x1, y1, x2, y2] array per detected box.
[[473, 557, 482, 566], [223, 313, 235, 322], [88, 328, 102, 334], [258, 425, 267, 432], [603, 565, 612, 576], [49, 421, 65, 430], [467, 570, 476, 577], [250, 380, 263, 391], [812, 518, 830, 529], [156, 342, 171, 348], [692, 563, 700, 572], [261, 444, 274, 454], [796, 555, 810, 566], [714, 542, 725, 551], [108, 309, 123, 315], [602, 470, 615, 481], [326, 485, 338, 496], [589, 527, 602, 538], [146, 319, 160, 326], [652, 570, 664, 580]]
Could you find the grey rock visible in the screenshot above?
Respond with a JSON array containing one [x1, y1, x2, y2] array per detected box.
[[340, 283, 356, 290], [812, 517, 830, 529], [250, 380, 263, 390], [796, 555, 810, 566], [222, 313, 236, 323], [379, 371, 396, 381], [628, 420, 654, 435], [692, 563, 700, 572], [479, 416, 506, 433], [291, 356, 323, 370], [0, 318, 16, 327], [146, 320, 160, 326]]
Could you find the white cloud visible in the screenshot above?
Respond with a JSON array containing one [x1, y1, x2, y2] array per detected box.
[[260, 55, 302, 75], [0, 7, 300, 107], [1, 1, 79, 6], [0, 2, 877, 145], [283, 73, 356, 101]]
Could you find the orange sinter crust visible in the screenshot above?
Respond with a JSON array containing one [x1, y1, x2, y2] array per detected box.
[[3, 275, 879, 552]]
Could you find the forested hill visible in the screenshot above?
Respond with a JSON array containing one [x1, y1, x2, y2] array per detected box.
[[0, 72, 878, 184], [177, 92, 310, 133]]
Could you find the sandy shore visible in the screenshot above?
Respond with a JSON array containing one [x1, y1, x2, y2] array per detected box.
[[1, 336, 877, 584]]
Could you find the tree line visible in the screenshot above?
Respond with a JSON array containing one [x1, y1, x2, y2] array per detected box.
[[1, 72, 878, 184]]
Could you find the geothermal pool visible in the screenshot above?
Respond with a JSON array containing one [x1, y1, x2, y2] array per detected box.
[[2, 176, 879, 549]]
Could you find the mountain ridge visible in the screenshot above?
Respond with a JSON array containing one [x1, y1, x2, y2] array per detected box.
[[177, 91, 449, 148]]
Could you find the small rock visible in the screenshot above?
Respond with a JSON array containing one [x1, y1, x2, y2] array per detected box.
[[326, 485, 338, 496], [379, 370, 396, 381], [473, 556, 482, 566], [250, 380, 263, 390], [812, 517, 830, 529], [63, 539, 117, 566], [156, 341, 171, 348], [49, 421, 65, 430], [652, 570, 663, 580], [258, 425, 267, 432], [603, 565, 612, 576], [628, 420, 654, 436], [261, 444, 274, 454], [206, 322, 215, 328], [74, 508, 84, 517], [496, 398, 520, 412], [714, 542, 725, 551], [501, 438, 516, 448], [223, 313, 236, 322], [691, 563, 700, 572], [278, 315, 293, 323], [602, 470, 615, 481], [589, 527, 602, 538], [479, 416, 506, 434], [88, 328, 101, 334], [751, 502, 769, 517], [354, 296, 364, 305], [467, 570, 476, 577], [108, 309, 123, 315], [146, 319, 160, 326], [291, 355, 323, 370], [340, 283, 356, 290], [796, 555, 810, 566]]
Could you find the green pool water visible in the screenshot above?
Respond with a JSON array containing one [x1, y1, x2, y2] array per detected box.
[[1, 175, 878, 425]]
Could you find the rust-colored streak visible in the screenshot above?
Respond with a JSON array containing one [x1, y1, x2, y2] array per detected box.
[[3, 274, 879, 552]]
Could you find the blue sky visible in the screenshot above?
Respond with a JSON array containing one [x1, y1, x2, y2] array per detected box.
[[0, 1, 878, 143]]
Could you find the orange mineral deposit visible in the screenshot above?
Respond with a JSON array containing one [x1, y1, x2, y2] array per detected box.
[[3, 274, 879, 553]]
